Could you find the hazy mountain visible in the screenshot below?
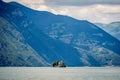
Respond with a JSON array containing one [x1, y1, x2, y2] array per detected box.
[[95, 22, 120, 41], [0, 0, 120, 66]]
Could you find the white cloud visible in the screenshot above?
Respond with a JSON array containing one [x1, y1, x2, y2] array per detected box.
[[45, 0, 120, 6], [4, 0, 45, 9], [44, 4, 120, 23], [4, 0, 120, 23], [4, 0, 45, 4]]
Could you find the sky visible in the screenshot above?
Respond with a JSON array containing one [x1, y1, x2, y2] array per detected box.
[[4, 0, 120, 24]]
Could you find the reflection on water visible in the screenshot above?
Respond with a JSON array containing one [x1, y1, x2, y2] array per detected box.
[[0, 67, 120, 80]]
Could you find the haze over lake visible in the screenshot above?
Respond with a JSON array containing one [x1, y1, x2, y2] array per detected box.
[[0, 67, 120, 80]]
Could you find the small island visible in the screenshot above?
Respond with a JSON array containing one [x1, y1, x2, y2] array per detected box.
[[52, 61, 66, 67]]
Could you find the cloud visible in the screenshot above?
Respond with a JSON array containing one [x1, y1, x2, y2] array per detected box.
[[46, 4, 120, 23], [45, 0, 120, 6], [4, 0, 120, 23], [4, 0, 45, 9], [4, 0, 44, 4]]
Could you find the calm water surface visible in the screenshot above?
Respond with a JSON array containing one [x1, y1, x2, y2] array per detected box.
[[0, 67, 120, 80]]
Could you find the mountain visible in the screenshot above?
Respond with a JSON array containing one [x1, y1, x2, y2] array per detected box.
[[0, 0, 84, 66], [0, 17, 49, 66], [0, 0, 120, 66], [95, 22, 120, 40]]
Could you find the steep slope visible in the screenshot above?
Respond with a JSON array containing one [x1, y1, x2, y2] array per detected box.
[[0, 17, 48, 66], [0, 0, 86, 66], [1, 1, 120, 66], [9, 2, 120, 66], [95, 22, 120, 40]]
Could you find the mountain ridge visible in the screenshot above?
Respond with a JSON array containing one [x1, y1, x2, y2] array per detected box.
[[0, 1, 120, 66], [9, 2, 120, 54], [95, 22, 120, 41], [0, 1, 85, 66]]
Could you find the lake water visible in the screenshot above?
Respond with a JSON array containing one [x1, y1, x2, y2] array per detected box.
[[0, 67, 120, 80]]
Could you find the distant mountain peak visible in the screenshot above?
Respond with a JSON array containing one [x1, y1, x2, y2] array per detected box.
[[95, 21, 120, 40]]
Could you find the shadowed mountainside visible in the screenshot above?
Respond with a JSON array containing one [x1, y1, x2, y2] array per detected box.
[[0, 0, 120, 66]]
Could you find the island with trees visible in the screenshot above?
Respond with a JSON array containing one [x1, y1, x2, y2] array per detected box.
[[52, 61, 66, 67]]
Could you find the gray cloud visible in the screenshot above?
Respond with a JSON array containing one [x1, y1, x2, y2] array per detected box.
[[50, 5, 120, 23], [3, 0, 120, 23], [104, 12, 120, 15], [45, 0, 120, 6]]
